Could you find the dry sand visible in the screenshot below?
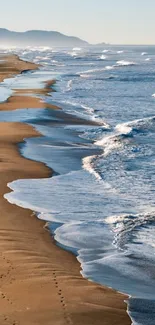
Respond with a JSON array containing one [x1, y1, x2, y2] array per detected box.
[[0, 55, 131, 325]]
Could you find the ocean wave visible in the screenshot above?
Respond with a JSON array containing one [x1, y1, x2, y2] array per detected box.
[[125, 115, 155, 132], [29, 46, 52, 52], [116, 60, 136, 66], [115, 123, 133, 135], [50, 61, 66, 67], [21, 50, 29, 55], [78, 60, 135, 78], [141, 52, 147, 56], [80, 74, 91, 78], [95, 115, 155, 156], [54, 99, 109, 126], [54, 99, 95, 119], [35, 55, 43, 59], [78, 67, 106, 74], [41, 56, 49, 61], [102, 49, 111, 53], [66, 79, 73, 91], [68, 51, 78, 57], [100, 55, 107, 60], [39, 46, 52, 52], [96, 133, 123, 156], [58, 99, 94, 113], [51, 59, 58, 63], [95, 121, 133, 153], [82, 155, 102, 180], [72, 47, 82, 51], [105, 211, 155, 250], [79, 103, 95, 114], [105, 65, 114, 70], [78, 66, 113, 77]]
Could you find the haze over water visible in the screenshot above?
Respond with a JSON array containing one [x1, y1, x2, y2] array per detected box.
[[1, 45, 155, 325]]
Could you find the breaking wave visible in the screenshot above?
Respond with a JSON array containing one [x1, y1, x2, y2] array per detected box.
[[116, 60, 136, 66]]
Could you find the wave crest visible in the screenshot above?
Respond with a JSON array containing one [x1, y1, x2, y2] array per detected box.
[[116, 60, 136, 66]]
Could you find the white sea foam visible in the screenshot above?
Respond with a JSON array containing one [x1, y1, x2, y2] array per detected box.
[[39, 46, 52, 52], [82, 155, 102, 180], [59, 99, 94, 113], [42, 56, 49, 60], [54, 98, 102, 123], [117, 50, 124, 54], [96, 115, 155, 160], [35, 55, 43, 59], [51, 60, 65, 66], [95, 120, 133, 155], [126, 115, 155, 131], [80, 103, 94, 114], [100, 55, 107, 60], [141, 52, 147, 56], [80, 74, 91, 78], [78, 67, 106, 75], [68, 51, 78, 57], [72, 47, 82, 51], [78, 68, 103, 74], [105, 65, 114, 70], [58, 99, 107, 126], [105, 214, 127, 225], [115, 123, 132, 135], [66, 80, 73, 91], [105, 211, 155, 250], [145, 58, 151, 61], [29, 46, 52, 52], [22, 50, 29, 55], [0, 87, 13, 103], [96, 122, 129, 143], [152, 94, 155, 98], [75, 103, 107, 125], [95, 134, 123, 156], [116, 60, 136, 66]]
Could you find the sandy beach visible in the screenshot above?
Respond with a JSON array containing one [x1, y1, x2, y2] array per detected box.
[[0, 55, 131, 325]]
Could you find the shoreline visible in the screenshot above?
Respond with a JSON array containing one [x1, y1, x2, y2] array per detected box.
[[0, 55, 131, 324]]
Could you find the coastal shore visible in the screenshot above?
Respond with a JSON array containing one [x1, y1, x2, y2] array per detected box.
[[0, 55, 131, 325]]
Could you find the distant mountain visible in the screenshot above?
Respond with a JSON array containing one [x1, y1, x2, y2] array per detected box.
[[0, 28, 89, 47], [94, 42, 107, 47]]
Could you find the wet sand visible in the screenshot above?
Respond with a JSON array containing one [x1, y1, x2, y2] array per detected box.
[[0, 55, 131, 324]]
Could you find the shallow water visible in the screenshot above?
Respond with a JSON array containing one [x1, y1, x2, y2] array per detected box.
[[0, 85, 12, 102], [1, 45, 155, 325]]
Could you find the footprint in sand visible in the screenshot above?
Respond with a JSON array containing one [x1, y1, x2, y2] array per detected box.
[[52, 270, 72, 325]]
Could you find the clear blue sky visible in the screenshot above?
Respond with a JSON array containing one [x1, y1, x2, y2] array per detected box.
[[1, 0, 155, 44]]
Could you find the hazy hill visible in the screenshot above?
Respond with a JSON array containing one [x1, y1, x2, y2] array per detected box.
[[0, 28, 89, 47]]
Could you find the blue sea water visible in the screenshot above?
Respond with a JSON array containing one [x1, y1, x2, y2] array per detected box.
[[1, 45, 155, 324]]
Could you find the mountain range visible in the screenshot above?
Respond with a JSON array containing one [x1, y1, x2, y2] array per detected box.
[[0, 28, 91, 47]]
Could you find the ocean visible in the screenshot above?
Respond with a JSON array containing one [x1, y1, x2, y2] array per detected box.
[[1, 45, 155, 324]]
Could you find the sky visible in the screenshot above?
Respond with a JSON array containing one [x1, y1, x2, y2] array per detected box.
[[0, 0, 155, 44]]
